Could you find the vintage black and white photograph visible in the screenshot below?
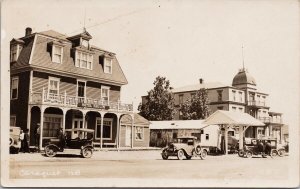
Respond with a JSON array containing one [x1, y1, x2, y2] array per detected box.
[[1, 0, 299, 187]]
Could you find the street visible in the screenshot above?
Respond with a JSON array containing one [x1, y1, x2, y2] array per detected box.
[[10, 150, 289, 180]]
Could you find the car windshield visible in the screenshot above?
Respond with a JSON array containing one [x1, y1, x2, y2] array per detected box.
[[174, 138, 194, 144], [65, 130, 94, 140]]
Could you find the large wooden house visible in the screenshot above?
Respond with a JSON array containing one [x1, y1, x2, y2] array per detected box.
[[10, 27, 149, 149]]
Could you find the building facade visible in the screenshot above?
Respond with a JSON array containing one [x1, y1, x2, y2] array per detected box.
[[141, 68, 284, 143], [10, 27, 148, 149]]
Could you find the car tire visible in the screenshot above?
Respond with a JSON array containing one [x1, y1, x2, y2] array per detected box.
[[238, 150, 244, 157], [245, 151, 253, 158], [200, 150, 207, 160], [195, 146, 202, 155], [271, 149, 278, 157], [162, 149, 169, 160], [82, 148, 93, 158], [45, 146, 57, 157], [9, 137, 14, 146], [277, 149, 285, 157], [177, 150, 185, 160]]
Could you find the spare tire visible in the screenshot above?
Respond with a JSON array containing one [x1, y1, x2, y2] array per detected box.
[[9, 137, 14, 146], [195, 146, 202, 155]]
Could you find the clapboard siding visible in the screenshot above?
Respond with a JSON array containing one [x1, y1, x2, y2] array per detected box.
[[86, 85, 101, 100], [110, 89, 120, 102]]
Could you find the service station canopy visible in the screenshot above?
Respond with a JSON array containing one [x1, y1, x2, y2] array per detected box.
[[204, 110, 265, 154]]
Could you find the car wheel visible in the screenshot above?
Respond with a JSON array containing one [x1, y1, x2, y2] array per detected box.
[[245, 151, 253, 158], [195, 146, 202, 155], [271, 149, 278, 157], [200, 150, 207, 160], [82, 148, 93, 158], [45, 146, 57, 157], [9, 137, 14, 146], [238, 150, 244, 157], [278, 149, 285, 157], [162, 149, 169, 160], [177, 150, 185, 160]]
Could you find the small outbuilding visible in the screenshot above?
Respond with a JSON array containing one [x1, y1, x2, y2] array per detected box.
[[149, 120, 222, 150], [119, 113, 150, 148]]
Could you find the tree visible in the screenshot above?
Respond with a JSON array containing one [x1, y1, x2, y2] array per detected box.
[[179, 88, 210, 120], [138, 76, 175, 121]]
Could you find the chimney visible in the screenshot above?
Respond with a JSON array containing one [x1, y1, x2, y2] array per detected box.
[[199, 78, 204, 84], [25, 27, 32, 36]]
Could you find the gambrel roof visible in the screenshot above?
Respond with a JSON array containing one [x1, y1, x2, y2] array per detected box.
[[11, 29, 128, 86]]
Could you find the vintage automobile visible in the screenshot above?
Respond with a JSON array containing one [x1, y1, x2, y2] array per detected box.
[[161, 136, 209, 160], [239, 138, 285, 158], [44, 128, 94, 158], [9, 126, 21, 154]]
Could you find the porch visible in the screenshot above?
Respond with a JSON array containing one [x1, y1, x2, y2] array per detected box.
[[29, 88, 133, 112]]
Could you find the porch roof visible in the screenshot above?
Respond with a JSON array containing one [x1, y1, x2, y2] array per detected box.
[[120, 113, 150, 126], [203, 110, 265, 126]]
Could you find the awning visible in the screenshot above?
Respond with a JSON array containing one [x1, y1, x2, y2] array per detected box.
[[204, 110, 265, 126]]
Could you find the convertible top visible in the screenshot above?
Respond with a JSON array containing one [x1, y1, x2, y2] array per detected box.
[[65, 128, 95, 133]]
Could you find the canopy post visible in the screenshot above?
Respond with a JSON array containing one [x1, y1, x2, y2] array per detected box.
[[239, 125, 244, 150], [224, 125, 228, 155]]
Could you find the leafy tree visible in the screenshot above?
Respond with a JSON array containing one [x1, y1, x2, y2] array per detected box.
[[138, 76, 175, 121], [180, 88, 210, 120]]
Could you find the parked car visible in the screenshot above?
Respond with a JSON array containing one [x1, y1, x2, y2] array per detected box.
[[9, 126, 21, 154], [44, 128, 94, 158], [161, 136, 209, 160], [239, 138, 284, 158]]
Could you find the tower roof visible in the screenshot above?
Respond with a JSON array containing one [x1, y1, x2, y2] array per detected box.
[[232, 68, 257, 86]]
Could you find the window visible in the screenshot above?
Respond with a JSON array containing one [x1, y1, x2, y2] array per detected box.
[[52, 45, 63, 63], [239, 107, 243, 112], [239, 92, 243, 102], [257, 128, 265, 138], [179, 95, 183, 105], [157, 133, 162, 139], [10, 116, 16, 126], [104, 58, 112, 74], [232, 106, 237, 111], [96, 118, 112, 139], [205, 134, 209, 140], [11, 77, 19, 99], [101, 86, 110, 104], [135, 126, 144, 141], [10, 45, 22, 62], [81, 39, 89, 48], [173, 132, 178, 139], [217, 106, 223, 110], [75, 51, 93, 70], [232, 90, 236, 101], [43, 114, 62, 138], [48, 77, 60, 94], [217, 90, 222, 101], [191, 93, 196, 99]]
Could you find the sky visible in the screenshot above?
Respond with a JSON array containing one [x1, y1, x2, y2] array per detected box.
[[1, 0, 299, 127]]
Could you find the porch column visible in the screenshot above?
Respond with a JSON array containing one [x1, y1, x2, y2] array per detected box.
[[62, 109, 67, 133], [26, 106, 32, 139], [116, 114, 121, 149], [239, 125, 243, 150], [99, 112, 106, 149], [39, 106, 45, 150], [82, 111, 87, 129], [224, 125, 228, 155], [131, 114, 134, 149]]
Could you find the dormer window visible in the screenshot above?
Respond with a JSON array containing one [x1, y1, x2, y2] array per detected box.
[[10, 44, 22, 62], [52, 45, 63, 63], [75, 51, 93, 70], [104, 57, 112, 74], [81, 39, 89, 48]]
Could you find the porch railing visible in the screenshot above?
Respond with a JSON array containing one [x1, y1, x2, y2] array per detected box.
[[30, 89, 133, 112], [258, 117, 282, 124], [248, 100, 267, 107]]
